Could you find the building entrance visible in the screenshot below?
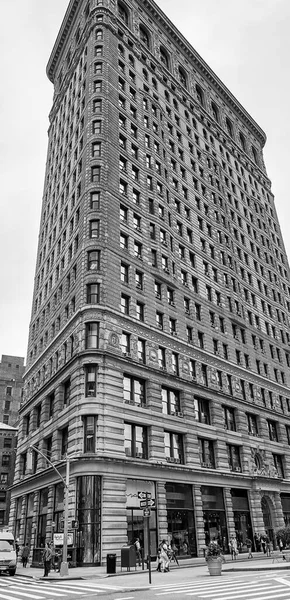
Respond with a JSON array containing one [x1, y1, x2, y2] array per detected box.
[[261, 496, 275, 547]]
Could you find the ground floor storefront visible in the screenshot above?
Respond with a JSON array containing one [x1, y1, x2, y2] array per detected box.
[[9, 468, 288, 565]]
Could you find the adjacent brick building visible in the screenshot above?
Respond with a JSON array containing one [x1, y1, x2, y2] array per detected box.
[[9, 0, 290, 565], [0, 355, 23, 527]]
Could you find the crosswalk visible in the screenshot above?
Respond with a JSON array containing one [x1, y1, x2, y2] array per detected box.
[[0, 576, 127, 600], [153, 574, 290, 599]]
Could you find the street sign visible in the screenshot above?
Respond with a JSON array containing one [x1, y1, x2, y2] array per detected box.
[[143, 508, 151, 517], [140, 499, 155, 508], [54, 532, 74, 546], [138, 491, 152, 500]]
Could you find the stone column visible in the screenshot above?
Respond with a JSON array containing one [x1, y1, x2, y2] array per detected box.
[[102, 476, 127, 564], [224, 487, 236, 539], [193, 485, 206, 557], [156, 481, 168, 544]]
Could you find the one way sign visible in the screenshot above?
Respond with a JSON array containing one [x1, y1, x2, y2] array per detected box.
[[138, 491, 151, 500], [140, 498, 155, 508]]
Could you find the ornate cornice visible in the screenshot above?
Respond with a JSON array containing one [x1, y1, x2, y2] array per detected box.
[[46, 0, 266, 145], [46, 0, 79, 83]]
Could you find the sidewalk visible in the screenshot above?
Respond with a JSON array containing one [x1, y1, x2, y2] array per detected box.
[[15, 552, 290, 581]]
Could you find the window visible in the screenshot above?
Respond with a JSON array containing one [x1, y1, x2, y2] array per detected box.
[[124, 423, 147, 459], [227, 444, 242, 472], [92, 142, 101, 157], [83, 416, 96, 453], [124, 375, 145, 407], [162, 387, 181, 416], [247, 413, 259, 436], [137, 338, 146, 364], [194, 397, 210, 424], [0, 474, 8, 484], [140, 25, 150, 48], [164, 431, 184, 463], [121, 262, 129, 284], [86, 283, 100, 304], [158, 346, 166, 369], [273, 454, 284, 478], [171, 352, 179, 376], [0, 491, 6, 502], [198, 438, 215, 468], [120, 232, 128, 250], [268, 420, 278, 442], [136, 301, 144, 322], [92, 120, 102, 134], [3, 438, 12, 449], [6, 386, 12, 396], [63, 379, 70, 406], [85, 365, 97, 397], [2, 455, 9, 467], [223, 406, 236, 431], [88, 250, 100, 270], [85, 322, 99, 349], [90, 191, 100, 210], [118, 2, 129, 25], [89, 220, 100, 238], [121, 294, 130, 314]]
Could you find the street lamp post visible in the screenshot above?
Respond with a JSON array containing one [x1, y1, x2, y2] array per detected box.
[[28, 445, 70, 577], [60, 456, 69, 577]]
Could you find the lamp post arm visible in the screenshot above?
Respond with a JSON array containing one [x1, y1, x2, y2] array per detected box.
[[29, 444, 67, 488]]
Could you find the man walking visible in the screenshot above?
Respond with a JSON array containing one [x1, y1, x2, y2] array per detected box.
[[42, 542, 52, 577]]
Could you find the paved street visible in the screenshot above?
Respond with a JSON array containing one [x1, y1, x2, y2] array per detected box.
[[0, 576, 129, 600]]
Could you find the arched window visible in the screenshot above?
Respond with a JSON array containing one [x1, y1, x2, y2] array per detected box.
[[211, 102, 219, 122], [239, 132, 246, 151], [252, 146, 259, 166], [225, 117, 233, 138], [160, 47, 169, 69], [95, 29, 103, 41], [179, 67, 187, 89], [118, 1, 129, 25], [196, 85, 204, 107], [140, 24, 150, 48]]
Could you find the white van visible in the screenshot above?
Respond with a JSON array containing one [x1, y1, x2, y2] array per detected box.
[[0, 532, 16, 576]]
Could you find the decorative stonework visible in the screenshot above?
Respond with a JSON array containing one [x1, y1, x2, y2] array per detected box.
[[249, 446, 278, 478]]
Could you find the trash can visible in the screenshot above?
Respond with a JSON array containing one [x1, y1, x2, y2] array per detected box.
[[106, 553, 117, 574]]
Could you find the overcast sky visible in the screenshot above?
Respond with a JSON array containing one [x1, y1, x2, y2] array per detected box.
[[0, 0, 289, 361]]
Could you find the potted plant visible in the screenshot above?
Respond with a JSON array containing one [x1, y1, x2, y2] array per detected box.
[[205, 540, 223, 576]]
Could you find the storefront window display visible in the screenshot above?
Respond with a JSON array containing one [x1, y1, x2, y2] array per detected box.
[[37, 488, 48, 547], [76, 475, 101, 565], [14, 497, 22, 541], [126, 480, 157, 557], [231, 488, 253, 552], [201, 486, 228, 551], [166, 483, 197, 557], [281, 493, 290, 525], [53, 482, 64, 533]]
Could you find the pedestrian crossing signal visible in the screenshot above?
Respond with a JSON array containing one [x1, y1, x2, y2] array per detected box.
[[72, 520, 79, 529]]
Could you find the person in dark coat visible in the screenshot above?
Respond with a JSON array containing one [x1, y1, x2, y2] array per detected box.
[[42, 542, 52, 577], [21, 545, 30, 567]]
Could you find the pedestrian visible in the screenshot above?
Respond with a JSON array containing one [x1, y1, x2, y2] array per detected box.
[[21, 544, 30, 568], [254, 532, 261, 552], [261, 534, 266, 554], [245, 538, 253, 559], [171, 542, 179, 566], [134, 538, 142, 567], [229, 535, 238, 560], [54, 549, 61, 572], [42, 542, 52, 577], [279, 538, 284, 553], [158, 540, 170, 572], [265, 534, 271, 557]]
